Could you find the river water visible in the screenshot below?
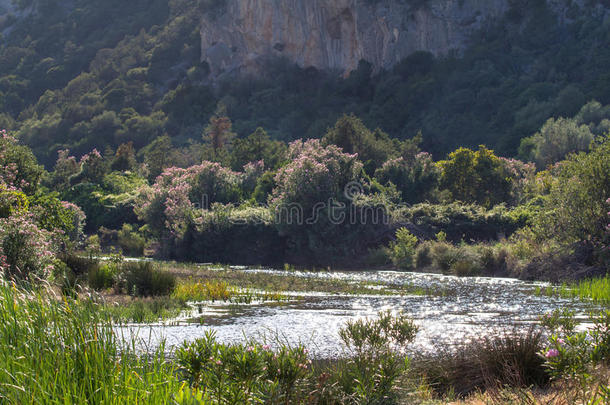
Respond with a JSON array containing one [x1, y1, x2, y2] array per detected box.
[[116, 269, 598, 358]]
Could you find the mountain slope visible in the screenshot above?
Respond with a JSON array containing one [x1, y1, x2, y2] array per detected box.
[[0, 0, 608, 165]]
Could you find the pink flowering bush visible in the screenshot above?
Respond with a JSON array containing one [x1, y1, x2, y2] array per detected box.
[[374, 152, 440, 204], [540, 309, 610, 401], [79, 149, 106, 184], [272, 139, 362, 207], [241, 160, 265, 195], [0, 129, 43, 195], [499, 157, 537, 204], [0, 213, 58, 280], [270, 139, 364, 259], [136, 162, 242, 238], [49, 149, 80, 190]]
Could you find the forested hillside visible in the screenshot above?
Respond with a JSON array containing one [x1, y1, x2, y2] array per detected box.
[[0, 0, 608, 166]]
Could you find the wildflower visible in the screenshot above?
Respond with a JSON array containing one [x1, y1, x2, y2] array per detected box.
[[557, 338, 565, 345], [215, 360, 222, 365], [545, 349, 560, 359], [262, 344, 271, 350]]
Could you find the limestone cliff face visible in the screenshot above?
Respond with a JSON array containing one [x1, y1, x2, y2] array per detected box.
[[200, 0, 509, 77]]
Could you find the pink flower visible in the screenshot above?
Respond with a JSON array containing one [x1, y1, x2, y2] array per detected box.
[[262, 344, 271, 351], [545, 349, 559, 359], [557, 338, 565, 345]]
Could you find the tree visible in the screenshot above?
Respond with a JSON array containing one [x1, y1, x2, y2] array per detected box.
[[323, 115, 395, 175], [438, 146, 513, 208], [374, 152, 439, 204], [520, 117, 594, 168], [230, 127, 286, 171], [202, 104, 235, 152], [141, 136, 173, 181], [534, 135, 610, 253], [111, 142, 136, 172], [390, 228, 418, 270]]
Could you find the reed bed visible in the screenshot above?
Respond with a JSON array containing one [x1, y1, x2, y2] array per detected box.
[[0, 281, 179, 404]]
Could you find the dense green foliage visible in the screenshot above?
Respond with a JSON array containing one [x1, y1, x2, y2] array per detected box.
[[0, 0, 608, 272], [0, 0, 608, 167]]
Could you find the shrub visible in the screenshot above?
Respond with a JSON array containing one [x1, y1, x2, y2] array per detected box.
[[88, 264, 117, 291], [415, 241, 433, 268], [0, 187, 28, 218], [374, 153, 440, 204], [430, 242, 461, 273], [0, 213, 57, 280], [176, 331, 312, 404], [117, 224, 146, 256], [415, 328, 548, 397], [121, 262, 176, 297], [451, 259, 481, 277], [60, 254, 99, 277], [332, 311, 418, 403], [390, 228, 418, 270], [541, 310, 610, 403], [365, 247, 392, 267]]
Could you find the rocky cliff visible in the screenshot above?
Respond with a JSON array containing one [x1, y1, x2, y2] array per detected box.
[[200, 0, 511, 77]]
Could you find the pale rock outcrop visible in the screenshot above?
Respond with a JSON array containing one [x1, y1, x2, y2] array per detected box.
[[200, 0, 509, 77]]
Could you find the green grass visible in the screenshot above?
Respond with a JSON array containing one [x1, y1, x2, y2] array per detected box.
[[561, 276, 610, 305], [157, 262, 446, 297], [172, 279, 289, 304], [100, 296, 187, 323], [0, 281, 180, 403], [536, 276, 610, 305]]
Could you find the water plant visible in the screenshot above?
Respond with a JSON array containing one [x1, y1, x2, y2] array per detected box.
[[173, 279, 238, 302]]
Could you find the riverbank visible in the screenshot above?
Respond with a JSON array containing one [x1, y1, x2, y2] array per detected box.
[[1, 278, 608, 404]]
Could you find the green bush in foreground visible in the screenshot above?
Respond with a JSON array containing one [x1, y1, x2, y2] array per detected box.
[[176, 331, 312, 404], [541, 309, 610, 404], [0, 280, 179, 404], [333, 310, 418, 403]]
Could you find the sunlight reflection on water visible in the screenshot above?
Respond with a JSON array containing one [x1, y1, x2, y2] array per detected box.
[[116, 269, 598, 358]]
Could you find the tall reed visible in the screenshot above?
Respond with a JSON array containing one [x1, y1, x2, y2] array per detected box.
[[0, 280, 179, 404]]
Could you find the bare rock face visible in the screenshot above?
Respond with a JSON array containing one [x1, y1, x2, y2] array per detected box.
[[200, 0, 509, 77]]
